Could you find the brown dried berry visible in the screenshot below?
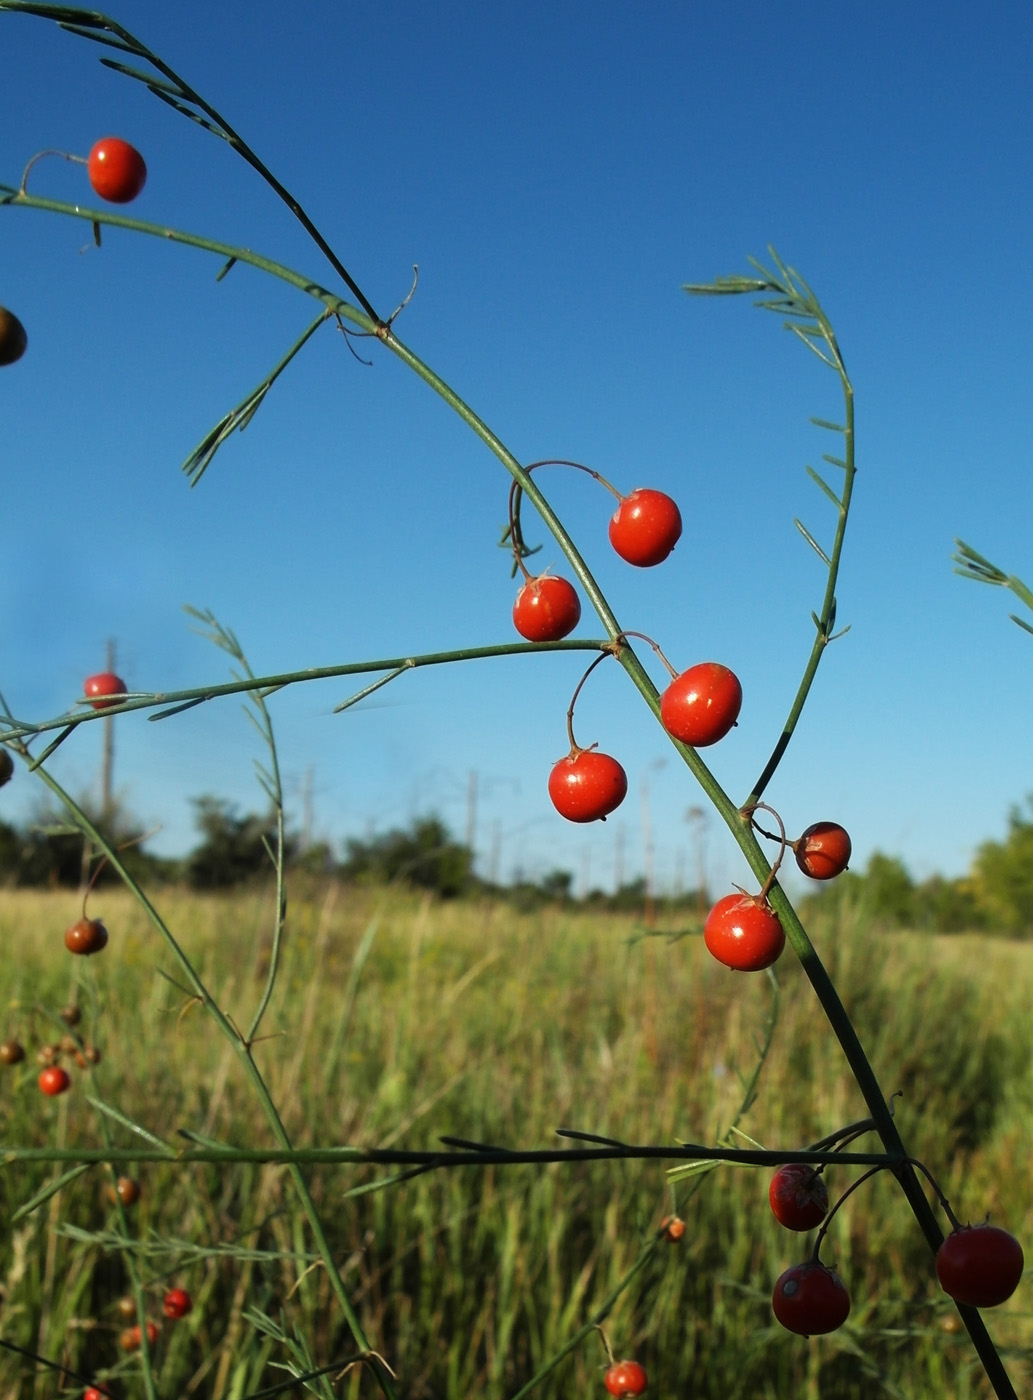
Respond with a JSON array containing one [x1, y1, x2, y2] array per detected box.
[[0, 1040, 25, 1066], [75, 1045, 102, 1068], [109, 1176, 141, 1207], [59, 1005, 82, 1027], [0, 750, 13, 787], [36, 1044, 60, 1066], [0, 307, 27, 367], [116, 1295, 137, 1319], [64, 918, 109, 956]]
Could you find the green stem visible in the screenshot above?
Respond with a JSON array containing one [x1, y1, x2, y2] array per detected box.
[[0, 639, 609, 741], [507, 1240, 663, 1400], [745, 382, 855, 806]]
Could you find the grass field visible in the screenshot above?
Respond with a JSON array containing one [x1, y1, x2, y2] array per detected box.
[[0, 883, 1030, 1399]]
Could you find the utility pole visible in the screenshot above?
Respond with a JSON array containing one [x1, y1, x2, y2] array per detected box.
[[100, 637, 116, 826]]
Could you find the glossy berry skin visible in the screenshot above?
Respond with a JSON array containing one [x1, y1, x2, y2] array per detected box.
[[795, 822, 852, 881], [772, 1261, 850, 1335], [660, 663, 742, 747], [0, 306, 27, 367], [936, 1225, 1024, 1308], [704, 894, 785, 972], [38, 1065, 71, 1096], [0, 1039, 25, 1066], [608, 489, 682, 567], [163, 1287, 193, 1319], [604, 1360, 648, 1397], [87, 138, 147, 203], [65, 917, 109, 956], [83, 672, 127, 710], [769, 1164, 829, 1231], [512, 575, 581, 641], [548, 750, 627, 823]]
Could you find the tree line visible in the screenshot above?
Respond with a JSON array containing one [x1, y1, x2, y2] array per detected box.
[[4, 790, 1033, 934]]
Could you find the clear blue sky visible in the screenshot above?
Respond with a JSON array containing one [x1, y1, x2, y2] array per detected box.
[[2, 0, 1032, 896]]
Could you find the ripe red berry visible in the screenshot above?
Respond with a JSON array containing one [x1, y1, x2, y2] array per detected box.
[[772, 1260, 850, 1335], [83, 672, 127, 710], [87, 138, 147, 203], [162, 1287, 193, 1319], [512, 575, 581, 641], [84, 1388, 105, 1400], [65, 917, 109, 956], [659, 662, 742, 747], [548, 750, 627, 823], [0, 306, 27, 367], [604, 1359, 648, 1397], [769, 1164, 829, 1231], [795, 822, 852, 880], [704, 893, 785, 972], [0, 1039, 25, 1066], [38, 1065, 70, 1096], [608, 488, 682, 567], [936, 1225, 1024, 1308], [120, 1319, 159, 1352]]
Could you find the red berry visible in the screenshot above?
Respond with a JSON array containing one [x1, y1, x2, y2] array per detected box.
[[0, 306, 27, 367], [769, 1164, 829, 1231], [87, 138, 147, 203], [659, 662, 742, 747], [795, 822, 852, 880], [65, 917, 109, 956], [772, 1260, 850, 1335], [38, 1065, 70, 1096], [83, 672, 127, 710], [120, 1319, 158, 1352], [608, 489, 682, 567], [704, 893, 784, 971], [660, 1214, 686, 1242], [936, 1225, 1024, 1309], [84, 1388, 105, 1400], [162, 1287, 193, 1319], [512, 575, 581, 641], [604, 1359, 648, 1397], [548, 750, 627, 823]]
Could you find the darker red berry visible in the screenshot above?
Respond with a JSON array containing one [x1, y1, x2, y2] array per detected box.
[[772, 1260, 850, 1335], [83, 672, 127, 710], [769, 1164, 829, 1231], [936, 1225, 1024, 1309], [65, 917, 109, 956], [0, 306, 27, 367], [795, 822, 852, 880]]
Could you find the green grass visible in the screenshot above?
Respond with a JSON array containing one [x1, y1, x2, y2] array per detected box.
[[0, 885, 1030, 1399]]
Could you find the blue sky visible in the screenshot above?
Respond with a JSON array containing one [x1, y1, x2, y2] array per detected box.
[[2, 0, 1032, 896]]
